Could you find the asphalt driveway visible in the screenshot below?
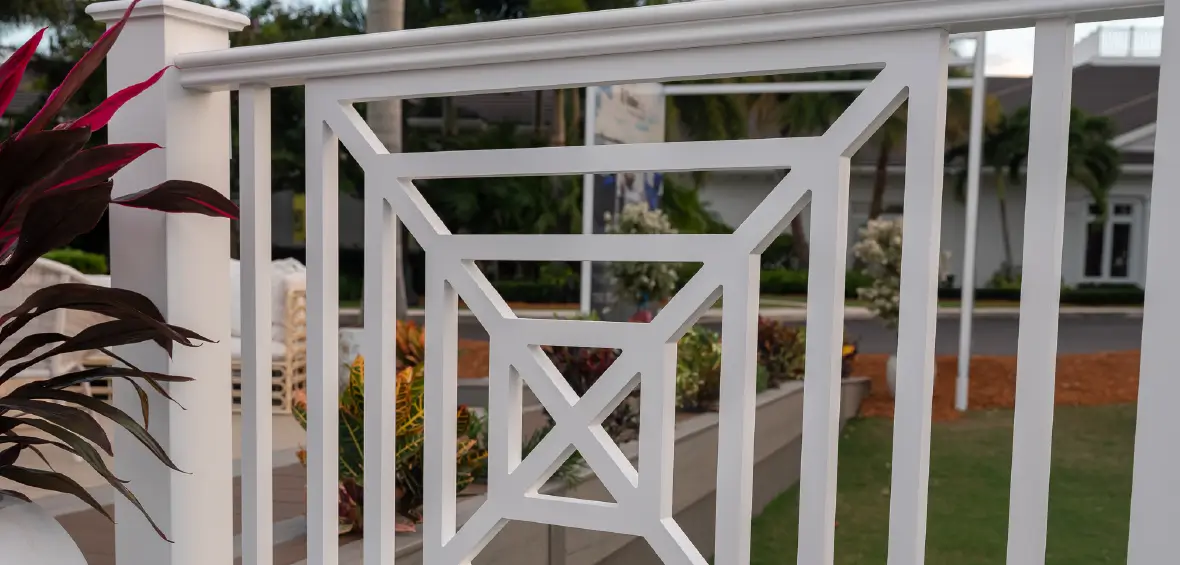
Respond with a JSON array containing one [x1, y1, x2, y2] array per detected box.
[[445, 313, 1144, 356]]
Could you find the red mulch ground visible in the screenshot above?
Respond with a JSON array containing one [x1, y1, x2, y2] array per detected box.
[[458, 339, 489, 379], [855, 351, 1142, 422], [457, 340, 1142, 422]]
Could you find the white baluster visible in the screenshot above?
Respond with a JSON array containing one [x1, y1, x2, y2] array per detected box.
[[305, 89, 342, 565], [1127, 1, 1180, 562], [1005, 17, 1074, 565], [887, 29, 948, 565], [363, 185, 398, 565], [240, 85, 274, 565]]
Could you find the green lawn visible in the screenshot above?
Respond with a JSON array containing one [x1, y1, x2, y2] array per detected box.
[[751, 405, 1136, 565]]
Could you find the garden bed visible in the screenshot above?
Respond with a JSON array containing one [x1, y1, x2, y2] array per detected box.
[[330, 377, 871, 565]]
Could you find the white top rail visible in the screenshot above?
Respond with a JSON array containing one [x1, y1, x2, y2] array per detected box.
[[86, 0, 1162, 91]]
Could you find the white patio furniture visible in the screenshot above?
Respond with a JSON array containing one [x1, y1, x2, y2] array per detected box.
[[228, 258, 308, 413], [0, 259, 108, 399], [83, 258, 308, 413]]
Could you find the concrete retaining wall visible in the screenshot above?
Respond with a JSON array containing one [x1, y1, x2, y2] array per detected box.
[[332, 377, 872, 565]]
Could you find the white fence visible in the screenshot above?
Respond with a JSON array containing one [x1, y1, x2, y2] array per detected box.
[[90, 0, 1179, 564]]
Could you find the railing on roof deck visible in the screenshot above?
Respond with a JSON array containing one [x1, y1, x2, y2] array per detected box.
[[85, 0, 1180, 565], [1077, 25, 1166, 60]]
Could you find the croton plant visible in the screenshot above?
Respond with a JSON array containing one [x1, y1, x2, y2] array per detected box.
[[291, 355, 489, 534], [0, 0, 238, 540]]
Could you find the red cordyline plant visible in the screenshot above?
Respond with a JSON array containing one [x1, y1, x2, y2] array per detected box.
[[0, 0, 238, 540]]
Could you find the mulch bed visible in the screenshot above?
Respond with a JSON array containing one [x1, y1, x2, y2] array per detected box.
[[855, 351, 1142, 422], [459, 339, 489, 379], [456, 339, 1142, 423]]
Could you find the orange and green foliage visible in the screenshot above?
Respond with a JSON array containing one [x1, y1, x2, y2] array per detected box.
[[396, 320, 426, 370], [293, 355, 487, 532]]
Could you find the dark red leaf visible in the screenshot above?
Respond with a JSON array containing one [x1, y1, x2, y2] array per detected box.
[[17, 0, 145, 137], [0, 445, 19, 467], [0, 466, 113, 519], [18, 367, 192, 414], [18, 388, 183, 475], [17, 418, 127, 484], [0, 490, 31, 503], [41, 367, 191, 388], [0, 400, 112, 455], [0, 28, 45, 118], [1, 283, 164, 327], [0, 183, 111, 291], [0, 318, 189, 384], [0, 331, 66, 367], [0, 283, 211, 350], [113, 180, 240, 220], [68, 67, 170, 132], [13, 422, 168, 541], [0, 129, 92, 230], [93, 347, 188, 409], [40, 143, 160, 195]]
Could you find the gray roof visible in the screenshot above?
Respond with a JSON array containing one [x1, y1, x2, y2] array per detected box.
[[988, 64, 1159, 137], [848, 62, 1160, 167]]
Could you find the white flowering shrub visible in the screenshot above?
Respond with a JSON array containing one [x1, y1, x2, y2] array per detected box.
[[852, 218, 953, 329], [605, 204, 681, 306], [852, 218, 904, 329]]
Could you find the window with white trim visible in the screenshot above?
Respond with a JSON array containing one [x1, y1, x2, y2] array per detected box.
[[1083, 201, 1137, 280]]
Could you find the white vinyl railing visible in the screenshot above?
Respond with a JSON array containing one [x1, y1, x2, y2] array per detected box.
[[88, 1, 1179, 565]]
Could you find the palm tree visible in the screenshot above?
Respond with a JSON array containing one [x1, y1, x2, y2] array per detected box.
[[367, 0, 409, 319], [664, 72, 861, 268], [945, 106, 1120, 279]]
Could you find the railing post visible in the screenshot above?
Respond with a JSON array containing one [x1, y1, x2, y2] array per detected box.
[[86, 1, 249, 564]]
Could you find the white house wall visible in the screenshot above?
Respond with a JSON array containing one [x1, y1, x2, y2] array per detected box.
[[699, 169, 1153, 288]]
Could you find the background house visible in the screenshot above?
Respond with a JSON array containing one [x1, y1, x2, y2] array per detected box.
[[698, 26, 1161, 289]]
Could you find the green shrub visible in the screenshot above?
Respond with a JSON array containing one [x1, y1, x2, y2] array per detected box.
[[937, 282, 1144, 306], [339, 272, 363, 302], [759, 268, 872, 299], [43, 248, 108, 274], [676, 326, 723, 411], [760, 268, 809, 294], [674, 262, 704, 289], [493, 280, 578, 303], [761, 234, 796, 269], [756, 363, 770, 393], [1062, 285, 1144, 305]]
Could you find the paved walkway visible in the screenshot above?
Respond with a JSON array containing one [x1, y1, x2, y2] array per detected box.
[[8, 414, 311, 565], [58, 463, 315, 565]]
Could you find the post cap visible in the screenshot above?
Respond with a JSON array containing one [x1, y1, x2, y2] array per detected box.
[[87, 0, 250, 32]]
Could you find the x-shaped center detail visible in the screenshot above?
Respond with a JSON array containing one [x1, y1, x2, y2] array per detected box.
[[504, 342, 643, 505]]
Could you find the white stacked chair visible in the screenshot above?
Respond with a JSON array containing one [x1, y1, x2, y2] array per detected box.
[[0, 258, 109, 399], [82, 258, 308, 413]]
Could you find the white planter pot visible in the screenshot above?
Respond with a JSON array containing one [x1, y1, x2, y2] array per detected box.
[[0, 496, 87, 565], [886, 354, 897, 398]]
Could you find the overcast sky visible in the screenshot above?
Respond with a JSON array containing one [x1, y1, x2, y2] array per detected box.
[[988, 17, 1162, 76], [2, 2, 1164, 78]]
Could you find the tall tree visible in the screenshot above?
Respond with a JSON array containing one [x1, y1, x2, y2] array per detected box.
[[367, 0, 410, 320], [861, 70, 996, 221], [774, 70, 871, 267]]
